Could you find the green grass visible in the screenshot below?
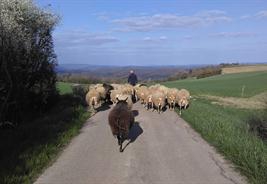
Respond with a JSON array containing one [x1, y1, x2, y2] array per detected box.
[[163, 71, 267, 184], [164, 71, 267, 97], [180, 99, 267, 184], [0, 95, 90, 184], [57, 82, 73, 94]]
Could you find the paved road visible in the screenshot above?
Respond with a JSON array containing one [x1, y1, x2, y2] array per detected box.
[[35, 103, 246, 184]]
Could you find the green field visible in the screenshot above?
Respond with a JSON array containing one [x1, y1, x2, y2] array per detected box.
[[163, 71, 267, 184], [57, 82, 73, 94], [164, 71, 267, 97]]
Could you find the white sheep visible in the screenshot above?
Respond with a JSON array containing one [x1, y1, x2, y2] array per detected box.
[[157, 85, 169, 98], [110, 89, 122, 105], [176, 89, 190, 115], [136, 86, 149, 104], [167, 88, 179, 110], [85, 89, 101, 110], [144, 93, 153, 110], [151, 91, 166, 113], [94, 83, 114, 103]]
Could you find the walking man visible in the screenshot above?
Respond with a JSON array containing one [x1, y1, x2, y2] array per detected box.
[[128, 70, 138, 86]]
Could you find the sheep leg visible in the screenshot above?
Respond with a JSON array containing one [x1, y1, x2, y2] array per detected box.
[[147, 103, 150, 110], [118, 137, 123, 152], [117, 135, 120, 145], [144, 102, 147, 109], [143, 101, 146, 108]]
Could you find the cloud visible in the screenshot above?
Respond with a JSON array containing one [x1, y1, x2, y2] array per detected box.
[[195, 10, 227, 17], [112, 10, 231, 32], [97, 15, 110, 20], [240, 10, 267, 19], [54, 31, 119, 48], [143, 37, 152, 41], [159, 36, 167, 40], [183, 35, 193, 40], [256, 10, 267, 18], [211, 32, 257, 38], [240, 15, 252, 19], [93, 12, 110, 20], [142, 36, 168, 42]]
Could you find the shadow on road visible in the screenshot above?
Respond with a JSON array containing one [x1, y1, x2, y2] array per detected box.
[[122, 121, 143, 152], [129, 121, 143, 142], [95, 103, 111, 112]]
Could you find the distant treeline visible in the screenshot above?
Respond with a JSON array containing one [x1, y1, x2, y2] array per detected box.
[[164, 66, 222, 81], [219, 62, 240, 67], [57, 65, 222, 84], [57, 73, 127, 84]]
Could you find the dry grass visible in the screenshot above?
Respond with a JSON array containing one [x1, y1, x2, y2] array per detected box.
[[200, 92, 267, 109], [222, 65, 267, 74]]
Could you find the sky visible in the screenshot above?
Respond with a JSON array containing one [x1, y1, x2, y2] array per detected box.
[[36, 0, 267, 66]]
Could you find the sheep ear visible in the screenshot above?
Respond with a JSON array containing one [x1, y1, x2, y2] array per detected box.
[[124, 97, 128, 102], [116, 97, 119, 101]]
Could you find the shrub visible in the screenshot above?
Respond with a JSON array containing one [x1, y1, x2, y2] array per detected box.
[[0, 0, 59, 124]]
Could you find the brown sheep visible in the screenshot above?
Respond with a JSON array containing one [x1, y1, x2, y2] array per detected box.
[[117, 94, 133, 110], [108, 98, 134, 152]]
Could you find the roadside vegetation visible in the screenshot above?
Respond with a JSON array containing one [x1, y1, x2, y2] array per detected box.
[[0, 1, 90, 184], [0, 94, 90, 184], [163, 71, 267, 184], [0, 80, 90, 184]]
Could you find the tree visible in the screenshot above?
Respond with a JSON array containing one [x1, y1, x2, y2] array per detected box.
[[0, 0, 59, 124]]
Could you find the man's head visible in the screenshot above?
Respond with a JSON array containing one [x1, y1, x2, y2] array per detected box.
[[130, 70, 134, 74]]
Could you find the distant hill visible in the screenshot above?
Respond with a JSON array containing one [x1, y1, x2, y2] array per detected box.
[[56, 64, 208, 81]]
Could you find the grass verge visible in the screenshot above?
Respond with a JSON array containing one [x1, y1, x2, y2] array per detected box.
[[0, 95, 90, 184], [57, 82, 73, 95], [180, 98, 267, 184]]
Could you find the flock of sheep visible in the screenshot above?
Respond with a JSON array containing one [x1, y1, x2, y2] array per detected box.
[[85, 83, 190, 152], [85, 83, 190, 115]]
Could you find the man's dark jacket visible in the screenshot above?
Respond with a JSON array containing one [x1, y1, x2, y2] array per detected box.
[[128, 73, 138, 86]]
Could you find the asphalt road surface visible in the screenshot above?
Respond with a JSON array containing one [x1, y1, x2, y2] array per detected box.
[[35, 102, 246, 184]]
